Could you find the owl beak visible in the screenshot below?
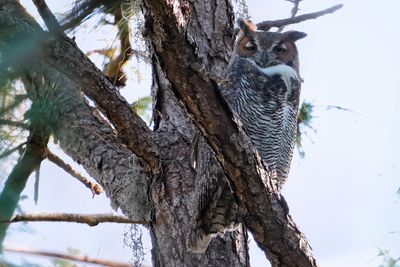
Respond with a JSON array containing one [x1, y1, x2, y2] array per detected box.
[[260, 51, 269, 67]]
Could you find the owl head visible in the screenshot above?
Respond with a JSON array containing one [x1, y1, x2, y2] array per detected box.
[[234, 18, 307, 72]]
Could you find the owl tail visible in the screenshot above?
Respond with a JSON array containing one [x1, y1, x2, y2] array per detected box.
[[186, 207, 231, 253], [187, 184, 238, 253], [186, 227, 215, 253]]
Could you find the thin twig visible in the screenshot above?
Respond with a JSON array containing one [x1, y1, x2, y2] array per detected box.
[[291, 0, 302, 18], [0, 119, 28, 129], [278, 0, 302, 32], [0, 213, 148, 226], [257, 4, 343, 31], [46, 149, 104, 195], [34, 165, 40, 204], [0, 95, 28, 118], [32, 0, 62, 33], [0, 142, 26, 160], [4, 246, 134, 267], [290, 0, 302, 18]]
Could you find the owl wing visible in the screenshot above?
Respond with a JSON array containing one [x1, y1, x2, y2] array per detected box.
[[276, 77, 301, 186]]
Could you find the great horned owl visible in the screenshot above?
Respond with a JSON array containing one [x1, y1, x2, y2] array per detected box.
[[187, 18, 306, 253], [222, 18, 306, 190]]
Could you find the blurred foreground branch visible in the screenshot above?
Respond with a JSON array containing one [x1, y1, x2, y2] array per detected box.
[[32, 0, 61, 33], [4, 246, 134, 267], [0, 143, 26, 160], [1, 213, 148, 226], [0, 122, 50, 247]]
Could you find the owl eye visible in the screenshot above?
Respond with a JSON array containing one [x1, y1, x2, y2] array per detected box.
[[244, 41, 257, 52], [273, 43, 288, 54]]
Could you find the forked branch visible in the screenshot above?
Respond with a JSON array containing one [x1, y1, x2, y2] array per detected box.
[[288, 0, 302, 18], [257, 4, 343, 31], [277, 0, 302, 32]]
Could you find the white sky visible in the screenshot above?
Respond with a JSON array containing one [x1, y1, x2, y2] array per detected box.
[[2, 0, 400, 266]]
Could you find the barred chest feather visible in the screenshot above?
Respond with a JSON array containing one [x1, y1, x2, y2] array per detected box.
[[221, 61, 301, 189]]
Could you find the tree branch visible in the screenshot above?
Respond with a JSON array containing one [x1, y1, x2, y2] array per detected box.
[[277, 0, 302, 32], [1, 0, 155, 220], [4, 246, 134, 267], [41, 37, 159, 175], [88, 48, 151, 63], [257, 4, 343, 31], [0, 119, 28, 129], [21, 65, 152, 220], [0, 0, 160, 176], [0, 123, 50, 247], [46, 149, 104, 195], [31, 0, 61, 33], [0, 213, 148, 226], [289, 0, 302, 17], [0, 143, 26, 160]]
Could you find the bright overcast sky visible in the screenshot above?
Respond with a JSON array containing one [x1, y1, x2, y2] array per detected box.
[[247, 1, 400, 266], [3, 0, 400, 266]]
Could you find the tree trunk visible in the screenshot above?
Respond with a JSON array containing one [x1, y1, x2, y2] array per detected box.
[[139, 1, 252, 265], [149, 81, 249, 266]]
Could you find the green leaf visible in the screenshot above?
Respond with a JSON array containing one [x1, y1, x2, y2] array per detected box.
[[377, 248, 400, 267], [131, 96, 152, 117], [296, 101, 314, 158]]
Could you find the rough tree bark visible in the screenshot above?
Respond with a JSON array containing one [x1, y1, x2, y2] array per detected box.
[[0, 0, 319, 266], [142, 0, 250, 265]]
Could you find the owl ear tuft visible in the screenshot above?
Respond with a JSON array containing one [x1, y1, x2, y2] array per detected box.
[[236, 18, 257, 34], [284, 31, 307, 42]]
